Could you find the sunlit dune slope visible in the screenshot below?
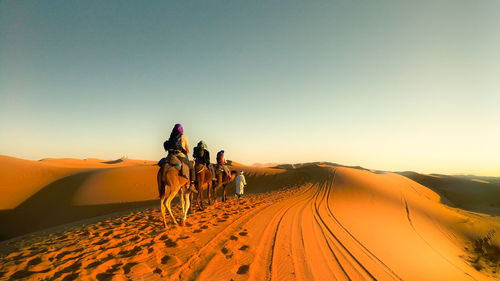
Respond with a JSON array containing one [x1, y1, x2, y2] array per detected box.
[[329, 167, 499, 280]]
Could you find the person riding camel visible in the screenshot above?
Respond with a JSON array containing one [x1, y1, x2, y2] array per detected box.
[[216, 150, 231, 179], [163, 123, 197, 193], [193, 141, 210, 166], [193, 140, 215, 179]]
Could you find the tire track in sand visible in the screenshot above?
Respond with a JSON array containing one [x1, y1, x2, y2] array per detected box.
[[191, 166, 404, 281]]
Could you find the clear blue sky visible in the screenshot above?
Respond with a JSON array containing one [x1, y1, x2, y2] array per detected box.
[[1, 1, 499, 175]]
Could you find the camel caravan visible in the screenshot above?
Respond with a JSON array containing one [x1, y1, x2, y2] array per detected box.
[[157, 124, 239, 228]]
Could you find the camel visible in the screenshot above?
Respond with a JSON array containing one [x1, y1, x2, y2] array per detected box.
[[210, 166, 238, 203], [157, 162, 192, 228], [193, 163, 213, 210]]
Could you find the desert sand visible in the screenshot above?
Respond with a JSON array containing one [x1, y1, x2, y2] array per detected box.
[[0, 157, 499, 280]]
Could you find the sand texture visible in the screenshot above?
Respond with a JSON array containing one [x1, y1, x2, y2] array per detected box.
[[0, 158, 499, 280]]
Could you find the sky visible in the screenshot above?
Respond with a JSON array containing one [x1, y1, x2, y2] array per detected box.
[[1, 0, 499, 176]]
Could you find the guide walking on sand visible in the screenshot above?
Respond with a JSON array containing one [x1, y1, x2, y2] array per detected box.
[[235, 171, 247, 199]]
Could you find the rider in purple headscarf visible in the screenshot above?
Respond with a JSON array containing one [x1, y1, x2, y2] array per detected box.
[[163, 123, 197, 193]]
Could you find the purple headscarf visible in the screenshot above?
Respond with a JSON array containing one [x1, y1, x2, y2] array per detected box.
[[174, 123, 183, 135]]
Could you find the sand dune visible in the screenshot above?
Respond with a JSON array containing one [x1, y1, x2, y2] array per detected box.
[[0, 156, 159, 240], [1, 162, 499, 280], [0, 156, 297, 240], [399, 171, 500, 216]]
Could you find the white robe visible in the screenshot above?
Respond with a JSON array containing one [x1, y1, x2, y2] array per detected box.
[[235, 174, 246, 195]]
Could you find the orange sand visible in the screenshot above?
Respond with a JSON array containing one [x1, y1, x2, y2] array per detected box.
[[0, 158, 499, 280]]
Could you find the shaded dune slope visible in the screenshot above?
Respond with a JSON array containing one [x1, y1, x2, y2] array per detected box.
[[398, 171, 500, 216]]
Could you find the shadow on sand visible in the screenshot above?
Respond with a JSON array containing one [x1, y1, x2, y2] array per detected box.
[[0, 170, 156, 241], [398, 171, 500, 217]]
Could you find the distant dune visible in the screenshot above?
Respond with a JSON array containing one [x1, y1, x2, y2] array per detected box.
[[398, 171, 500, 216], [0, 157, 499, 280], [251, 162, 281, 168]]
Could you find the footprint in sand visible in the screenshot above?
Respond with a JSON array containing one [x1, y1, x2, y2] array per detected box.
[[238, 231, 248, 236], [236, 264, 250, 274], [122, 262, 139, 274], [101, 231, 113, 237], [27, 256, 42, 266], [93, 239, 110, 246], [118, 246, 142, 258], [238, 245, 250, 251], [164, 239, 178, 248], [161, 255, 171, 264], [85, 261, 101, 269], [8, 270, 37, 280], [153, 267, 162, 275], [56, 251, 72, 260], [95, 272, 114, 281], [229, 235, 238, 241], [128, 235, 140, 242], [61, 272, 79, 281], [53, 261, 82, 279]]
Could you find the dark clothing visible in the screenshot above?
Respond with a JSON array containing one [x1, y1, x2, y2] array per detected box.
[[164, 135, 185, 155], [216, 151, 224, 165], [163, 134, 192, 181], [193, 147, 210, 166]]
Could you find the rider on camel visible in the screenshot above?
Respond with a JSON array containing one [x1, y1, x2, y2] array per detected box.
[[193, 141, 215, 180], [163, 123, 197, 193], [216, 150, 231, 179]]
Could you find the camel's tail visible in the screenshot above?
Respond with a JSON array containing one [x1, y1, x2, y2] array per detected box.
[[158, 166, 165, 199]]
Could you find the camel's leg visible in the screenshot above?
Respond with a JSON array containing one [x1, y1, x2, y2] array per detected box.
[[165, 191, 178, 225], [160, 196, 168, 228], [188, 192, 193, 214], [199, 182, 204, 210], [179, 187, 186, 226], [212, 184, 217, 204], [213, 174, 221, 203], [207, 181, 213, 205], [182, 191, 190, 224], [198, 173, 204, 210]]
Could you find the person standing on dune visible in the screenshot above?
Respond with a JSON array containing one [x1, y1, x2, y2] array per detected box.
[[235, 170, 247, 199], [163, 123, 197, 193]]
